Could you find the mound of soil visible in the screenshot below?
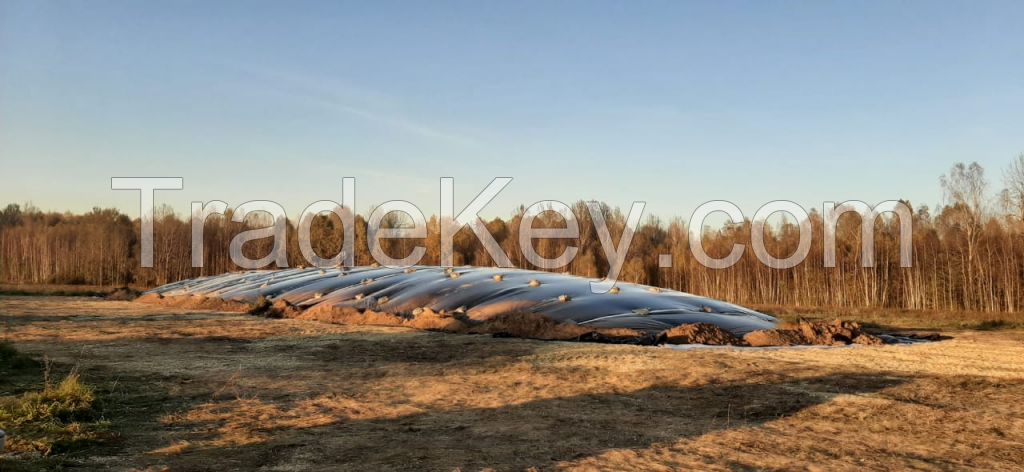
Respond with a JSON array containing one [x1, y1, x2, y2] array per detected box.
[[660, 323, 746, 345], [797, 319, 881, 345], [290, 307, 650, 343], [743, 329, 809, 347], [293, 305, 469, 333], [467, 312, 644, 342], [744, 319, 884, 347], [134, 292, 164, 304], [245, 298, 303, 319], [402, 307, 467, 332], [137, 294, 251, 312], [296, 305, 406, 326]]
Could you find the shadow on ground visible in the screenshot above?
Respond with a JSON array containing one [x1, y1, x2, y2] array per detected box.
[[151, 373, 905, 471]]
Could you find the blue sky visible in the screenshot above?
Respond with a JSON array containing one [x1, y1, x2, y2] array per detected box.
[[1, 1, 1022, 221]]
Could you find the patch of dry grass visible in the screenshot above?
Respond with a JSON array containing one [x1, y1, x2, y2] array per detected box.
[[0, 284, 133, 298], [0, 369, 111, 457]]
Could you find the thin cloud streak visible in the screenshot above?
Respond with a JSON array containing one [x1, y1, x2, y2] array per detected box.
[[237, 65, 480, 147]]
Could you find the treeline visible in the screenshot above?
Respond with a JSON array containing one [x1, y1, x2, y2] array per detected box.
[[2, 159, 1024, 313]]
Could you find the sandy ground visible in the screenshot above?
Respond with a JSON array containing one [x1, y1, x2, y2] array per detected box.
[[1, 296, 1023, 471]]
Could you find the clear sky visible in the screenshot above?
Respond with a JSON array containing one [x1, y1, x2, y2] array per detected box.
[[1, 1, 1022, 221]]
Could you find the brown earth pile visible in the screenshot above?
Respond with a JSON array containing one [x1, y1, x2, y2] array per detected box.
[[278, 302, 649, 343], [244, 298, 303, 319], [136, 293, 252, 312], [466, 312, 644, 342], [743, 329, 807, 347], [294, 304, 411, 327], [661, 323, 745, 345], [134, 292, 165, 304], [744, 319, 884, 347], [402, 307, 467, 332]]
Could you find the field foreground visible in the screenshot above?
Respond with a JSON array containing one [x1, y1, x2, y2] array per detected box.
[[1, 296, 1023, 471]]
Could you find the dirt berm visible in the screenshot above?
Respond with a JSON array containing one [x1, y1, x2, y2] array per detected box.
[[137, 294, 890, 347], [744, 319, 884, 346]]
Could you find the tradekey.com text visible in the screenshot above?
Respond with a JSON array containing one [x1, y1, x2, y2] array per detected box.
[[112, 177, 912, 290]]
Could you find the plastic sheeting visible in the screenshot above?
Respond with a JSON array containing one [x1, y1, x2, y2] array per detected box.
[[146, 266, 778, 336]]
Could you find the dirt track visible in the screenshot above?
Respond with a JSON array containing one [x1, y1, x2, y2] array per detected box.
[[2, 295, 1023, 471]]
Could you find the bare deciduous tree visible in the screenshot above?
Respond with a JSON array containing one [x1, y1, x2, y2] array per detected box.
[[1003, 154, 1024, 221]]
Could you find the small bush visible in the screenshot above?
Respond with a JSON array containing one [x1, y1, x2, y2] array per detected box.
[[0, 371, 110, 455], [11, 374, 96, 423]]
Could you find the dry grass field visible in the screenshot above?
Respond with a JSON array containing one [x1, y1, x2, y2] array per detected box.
[[1, 295, 1023, 471]]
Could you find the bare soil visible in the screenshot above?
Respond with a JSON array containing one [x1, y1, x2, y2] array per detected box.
[[661, 323, 744, 345], [744, 319, 883, 347], [1, 295, 1023, 471]]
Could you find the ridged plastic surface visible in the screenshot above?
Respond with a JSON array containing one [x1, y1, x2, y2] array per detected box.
[[147, 266, 777, 335]]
